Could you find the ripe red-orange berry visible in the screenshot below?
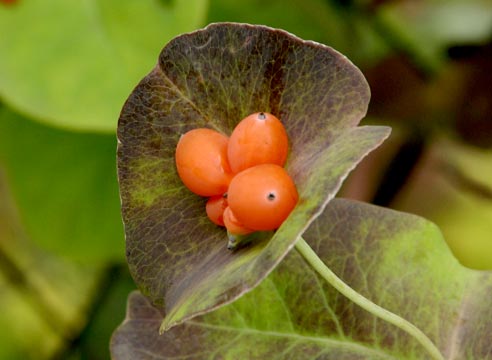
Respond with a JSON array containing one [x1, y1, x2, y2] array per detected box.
[[227, 164, 298, 231], [206, 195, 228, 226], [175, 128, 233, 196], [223, 206, 254, 236], [228, 112, 288, 173]]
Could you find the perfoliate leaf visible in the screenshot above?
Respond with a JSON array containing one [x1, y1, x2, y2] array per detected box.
[[117, 23, 390, 330], [111, 199, 492, 359]]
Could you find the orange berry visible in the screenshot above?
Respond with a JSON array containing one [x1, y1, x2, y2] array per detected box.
[[228, 112, 288, 173], [228, 164, 298, 231], [175, 128, 233, 196], [205, 195, 228, 227], [223, 206, 254, 236]]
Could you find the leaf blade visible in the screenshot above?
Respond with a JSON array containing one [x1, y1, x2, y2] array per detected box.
[[117, 23, 390, 329], [112, 199, 492, 359]]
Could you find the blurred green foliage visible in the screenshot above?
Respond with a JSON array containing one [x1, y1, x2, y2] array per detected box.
[[0, 108, 123, 261], [0, 0, 491, 358], [0, 0, 208, 132]]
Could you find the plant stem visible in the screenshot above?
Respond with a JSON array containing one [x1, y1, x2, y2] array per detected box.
[[295, 237, 444, 360]]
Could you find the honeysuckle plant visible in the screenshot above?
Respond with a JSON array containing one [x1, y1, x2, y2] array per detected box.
[[112, 23, 492, 359]]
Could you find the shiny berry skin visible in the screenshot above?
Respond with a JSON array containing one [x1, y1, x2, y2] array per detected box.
[[175, 128, 233, 196], [228, 164, 298, 231], [228, 112, 288, 174], [205, 195, 228, 227], [223, 206, 254, 235]]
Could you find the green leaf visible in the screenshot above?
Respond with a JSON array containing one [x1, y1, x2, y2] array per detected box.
[[0, 0, 208, 132], [376, 0, 492, 72], [392, 137, 492, 270], [117, 23, 390, 330], [111, 199, 492, 359], [0, 167, 103, 358], [0, 106, 123, 261]]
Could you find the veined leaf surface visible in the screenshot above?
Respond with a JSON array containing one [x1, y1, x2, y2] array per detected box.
[[117, 23, 390, 330]]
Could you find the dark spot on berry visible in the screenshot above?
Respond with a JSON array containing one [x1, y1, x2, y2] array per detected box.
[[267, 192, 276, 201], [258, 112, 267, 120]]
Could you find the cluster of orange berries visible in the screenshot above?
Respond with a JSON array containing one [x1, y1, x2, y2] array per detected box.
[[175, 112, 298, 243]]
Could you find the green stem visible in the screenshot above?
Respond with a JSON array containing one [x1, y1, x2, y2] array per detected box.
[[295, 237, 444, 360]]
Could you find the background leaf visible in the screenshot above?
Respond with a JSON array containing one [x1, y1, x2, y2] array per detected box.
[[0, 165, 103, 359], [392, 137, 492, 269], [0, 0, 208, 132], [111, 198, 492, 359], [118, 23, 390, 330], [376, 0, 492, 73], [0, 106, 123, 261]]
